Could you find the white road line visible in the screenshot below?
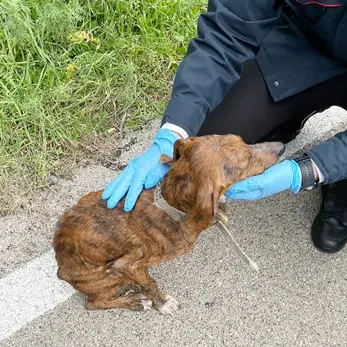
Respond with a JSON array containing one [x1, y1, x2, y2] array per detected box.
[[0, 250, 75, 342]]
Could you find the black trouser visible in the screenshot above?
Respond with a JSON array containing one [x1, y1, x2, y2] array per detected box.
[[197, 60, 347, 145]]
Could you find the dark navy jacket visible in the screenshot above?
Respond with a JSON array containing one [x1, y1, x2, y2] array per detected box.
[[162, 0, 347, 184]]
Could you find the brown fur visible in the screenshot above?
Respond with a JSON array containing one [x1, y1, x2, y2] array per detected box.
[[53, 134, 284, 314]]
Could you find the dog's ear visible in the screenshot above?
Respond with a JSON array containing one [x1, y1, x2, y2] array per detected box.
[[173, 138, 195, 161], [159, 139, 194, 164], [173, 139, 185, 161], [180, 181, 223, 239]]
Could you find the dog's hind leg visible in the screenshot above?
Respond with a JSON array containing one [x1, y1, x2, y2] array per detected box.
[[106, 262, 180, 316], [86, 293, 153, 311], [86, 278, 153, 311]]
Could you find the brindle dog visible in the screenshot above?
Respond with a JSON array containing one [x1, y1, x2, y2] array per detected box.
[[53, 134, 284, 315]]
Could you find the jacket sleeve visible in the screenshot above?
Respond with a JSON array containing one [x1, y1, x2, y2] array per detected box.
[[308, 130, 347, 185], [162, 0, 284, 136]]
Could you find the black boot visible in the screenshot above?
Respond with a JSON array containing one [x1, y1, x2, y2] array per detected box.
[[311, 180, 347, 253]]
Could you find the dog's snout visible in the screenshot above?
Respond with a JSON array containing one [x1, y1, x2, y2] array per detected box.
[[251, 142, 285, 156], [270, 142, 285, 156]]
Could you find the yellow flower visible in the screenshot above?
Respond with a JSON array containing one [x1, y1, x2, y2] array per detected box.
[[68, 31, 101, 49], [66, 64, 78, 79]]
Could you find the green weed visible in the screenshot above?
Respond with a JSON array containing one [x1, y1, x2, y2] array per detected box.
[[0, 0, 205, 211]]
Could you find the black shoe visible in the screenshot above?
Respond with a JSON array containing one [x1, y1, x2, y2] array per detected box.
[[311, 182, 347, 253]]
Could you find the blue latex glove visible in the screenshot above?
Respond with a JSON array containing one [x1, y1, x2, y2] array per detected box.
[[102, 128, 179, 211], [225, 160, 302, 201]]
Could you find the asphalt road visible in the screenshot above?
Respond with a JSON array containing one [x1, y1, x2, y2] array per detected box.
[[1, 107, 347, 347]]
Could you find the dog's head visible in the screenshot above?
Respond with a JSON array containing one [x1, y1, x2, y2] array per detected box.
[[160, 134, 285, 235]]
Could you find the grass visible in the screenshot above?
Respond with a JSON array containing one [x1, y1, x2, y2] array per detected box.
[[0, 0, 205, 213]]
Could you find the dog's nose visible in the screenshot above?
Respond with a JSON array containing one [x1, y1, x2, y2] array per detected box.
[[268, 141, 285, 156], [278, 142, 285, 156]]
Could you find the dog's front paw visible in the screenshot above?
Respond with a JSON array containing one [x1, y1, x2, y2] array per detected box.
[[156, 295, 180, 316]]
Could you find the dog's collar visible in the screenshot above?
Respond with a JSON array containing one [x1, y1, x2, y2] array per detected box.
[[154, 184, 186, 222]]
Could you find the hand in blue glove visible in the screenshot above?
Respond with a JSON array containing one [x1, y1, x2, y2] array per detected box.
[[102, 128, 179, 211], [224, 160, 302, 201]]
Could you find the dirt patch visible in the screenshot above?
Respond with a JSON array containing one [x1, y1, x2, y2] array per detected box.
[[0, 121, 158, 217]]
